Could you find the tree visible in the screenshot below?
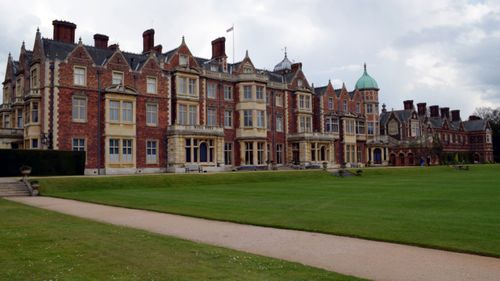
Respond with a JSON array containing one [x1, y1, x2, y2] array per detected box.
[[473, 107, 500, 162]]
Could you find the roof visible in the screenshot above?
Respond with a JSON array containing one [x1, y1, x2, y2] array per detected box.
[[463, 119, 487, 132], [314, 86, 327, 95], [429, 118, 443, 129], [273, 53, 292, 72], [380, 112, 390, 125], [355, 63, 379, 90]]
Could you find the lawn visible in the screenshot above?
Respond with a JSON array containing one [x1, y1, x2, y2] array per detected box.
[[38, 165, 500, 257], [0, 199, 362, 281]]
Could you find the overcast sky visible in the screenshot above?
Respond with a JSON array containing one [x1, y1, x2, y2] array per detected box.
[[1, 0, 499, 116]]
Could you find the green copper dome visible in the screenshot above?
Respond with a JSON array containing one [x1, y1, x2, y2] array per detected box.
[[355, 63, 379, 90]]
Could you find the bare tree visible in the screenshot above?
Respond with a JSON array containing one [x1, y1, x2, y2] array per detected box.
[[473, 107, 500, 123]]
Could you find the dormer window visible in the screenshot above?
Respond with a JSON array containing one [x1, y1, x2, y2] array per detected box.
[[179, 55, 188, 66], [243, 67, 253, 73], [210, 65, 218, 72], [297, 79, 303, 87], [112, 71, 124, 85]]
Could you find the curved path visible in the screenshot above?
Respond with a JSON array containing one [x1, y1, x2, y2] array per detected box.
[[7, 196, 500, 281]]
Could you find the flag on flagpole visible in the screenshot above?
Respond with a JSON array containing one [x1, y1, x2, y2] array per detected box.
[[226, 26, 234, 32]]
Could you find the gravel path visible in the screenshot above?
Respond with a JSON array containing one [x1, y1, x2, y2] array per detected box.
[[7, 196, 500, 281]]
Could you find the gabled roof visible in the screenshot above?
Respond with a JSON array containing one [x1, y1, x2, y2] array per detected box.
[[392, 110, 413, 122], [463, 119, 487, 132], [314, 86, 327, 95], [429, 118, 443, 129], [380, 112, 390, 125]]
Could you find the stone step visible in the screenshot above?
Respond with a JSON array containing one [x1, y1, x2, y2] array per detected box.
[[0, 185, 27, 190], [0, 192, 30, 197]]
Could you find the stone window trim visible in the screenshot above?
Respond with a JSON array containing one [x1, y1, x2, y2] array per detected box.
[[223, 85, 233, 100], [72, 94, 88, 123], [108, 99, 135, 124], [73, 65, 87, 87], [224, 110, 233, 128]]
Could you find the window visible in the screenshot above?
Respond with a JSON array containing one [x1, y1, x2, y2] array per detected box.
[[328, 97, 333, 110], [224, 110, 233, 128], [224, 85, 233, 100], [297, 79, 303, 87], [74, 66, 85, 86], [3, 114, 10, 128], [276, 144, 283, 164], [146, 140, 158, 164], [178, 104, 187, 125], [109, 139, 119, 162], [72, 138, 85, 151], [207, 83, 217, 99], [72, 96, 87, 122], [356, 103, 360, 114], [366, 104, 373, 114], [256, 86, 264, 100], [299, 115, 312, 133], [305, 96, 311, 109], [388, 119, 398, 135], [16, 78, 22, 97], [299, 96, 305, 108], [188, 79, 196, 96], [343, 100, 347, 112], [356, 121, 365, 134], [31, 102, 39, 123], [266, 112, 271, 129], [243, 85, 252, 100], [311, 143, 317, 161], [224, 142, 233, 165], [276, 94, 283, 107], [109, 101, 120, 122], [486, 133, 492, 143], [367, 122, 374, 135], [146, 103, 158, 126], [122, 139, 133, 162], [179, 55, 188, 66], [31, 68, 39, 88], [256, 110, 265, 128], [245, 142, 253, 165], [243, 110, 253, 127], [325, 117, 339, 133], [122, 101, 133, 122], [207, 108, 216, 126], [112, 71, 124, 85], [345, 119, 355, 134], [31, 138, 38, 149], [276, 114, 283, 132], [147, 77, 157, 94], [257, 142, 264, 165], [17, 110, 23, 128], [188, 105, 197, 125], [243, 67, 253, 73]]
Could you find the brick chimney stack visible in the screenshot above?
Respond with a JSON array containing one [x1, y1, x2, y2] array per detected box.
[[93, 34, 109, 49], [403, 100, 414, 110], [53, 20, 77, 44], [417, 102, 427, 116], [211, 37, 226, 59], [291, 62, 302, 72], [142, 29, 155, 53], [451, 110, 461, 122], [440, 107, 450, 119], [430, 105, 440, 118]]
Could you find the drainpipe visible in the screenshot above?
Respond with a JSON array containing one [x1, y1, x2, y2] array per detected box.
[[48, 61, 55, 149], [97, 69, 102, 174]]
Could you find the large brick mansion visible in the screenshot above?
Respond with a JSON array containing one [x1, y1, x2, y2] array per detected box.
[[0, 20, 494, 174]]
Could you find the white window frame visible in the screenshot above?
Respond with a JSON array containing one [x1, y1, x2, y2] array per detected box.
[[207, 107, 217, 127], [224, 85, 233, 100], [112, 71, 124, 85], [243, 85, 252, 100], [146, 103, 158, 126], [73, 66, 86, 86], [146, 77, 157, 94], [207, 83, 217, 99], [109, 138, 120, 163], [243, 110, 253, 127], [256, 86, 264, 100], [72, 138, 86, 151], [109, 100, 120, 122], [276, 114, 283, 132], [224, 110, 233, 128], [256, 110, 265, 128], [146, 140, 158, 164], [121, 101, 133, 123], [72, 95, 87, 122], [122, 139, 133, 163]]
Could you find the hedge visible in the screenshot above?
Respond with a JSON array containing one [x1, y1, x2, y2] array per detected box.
[[0, 149, 85, 177]]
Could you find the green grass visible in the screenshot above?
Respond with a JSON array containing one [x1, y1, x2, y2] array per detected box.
[[38, 165, 500, 257], [0, 199, 362, 281]]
